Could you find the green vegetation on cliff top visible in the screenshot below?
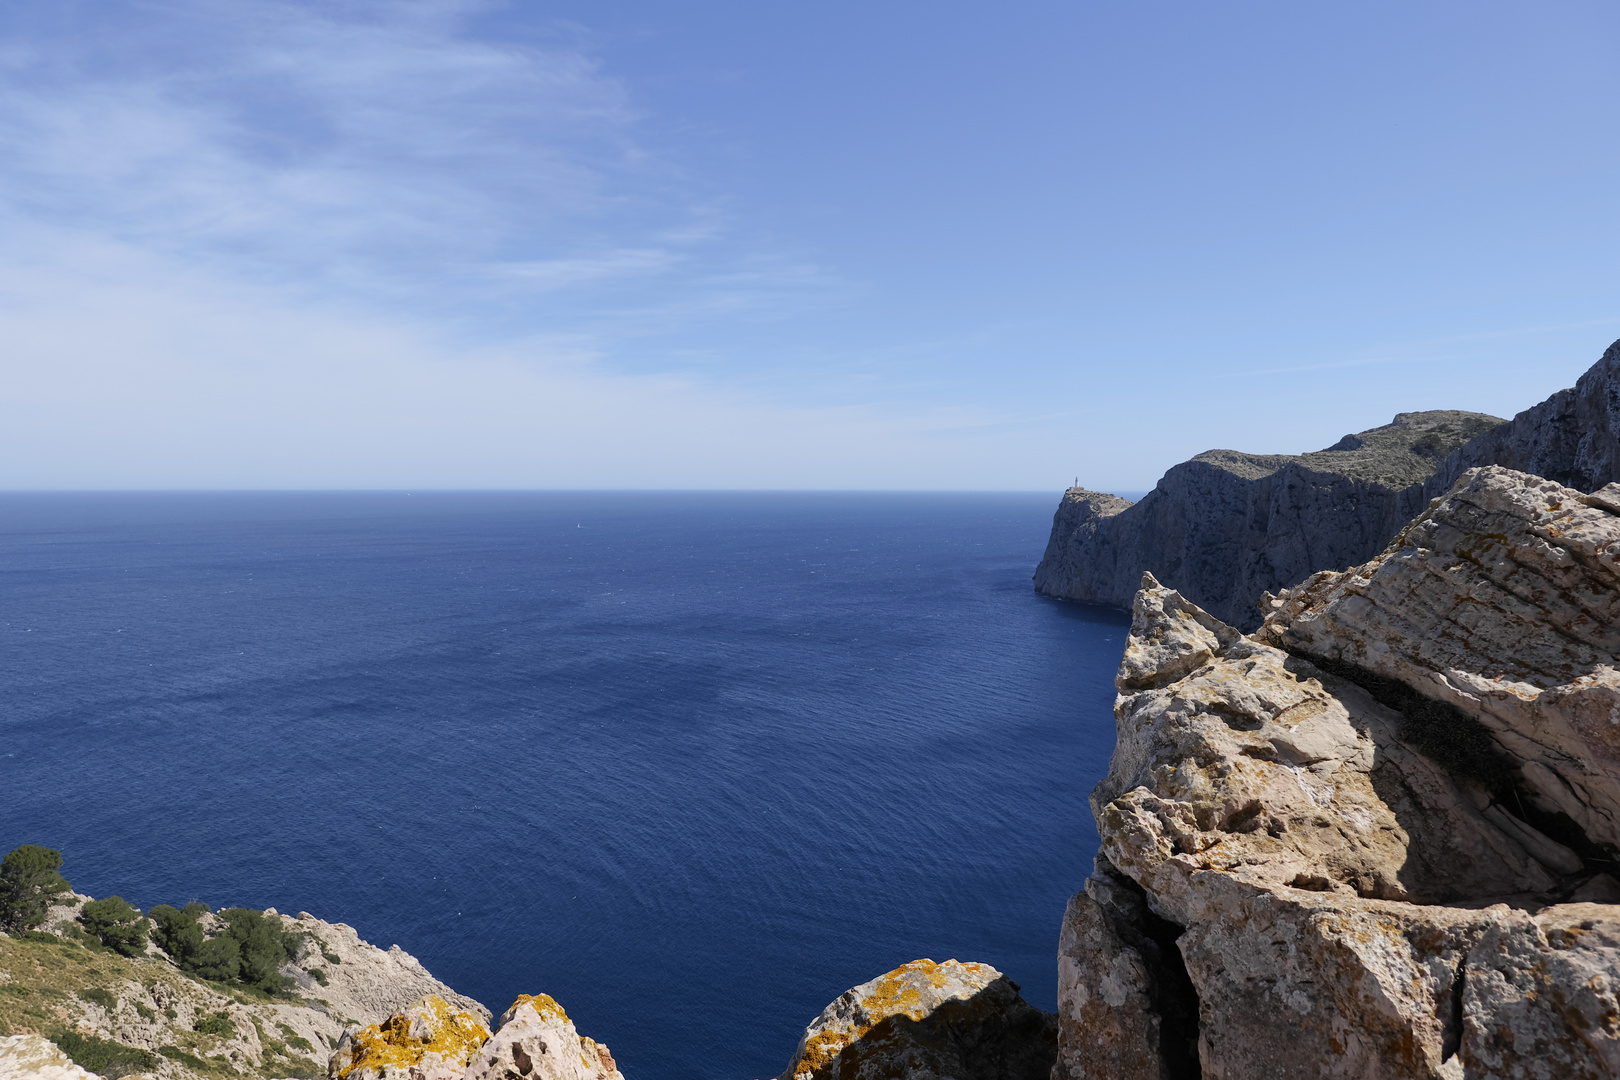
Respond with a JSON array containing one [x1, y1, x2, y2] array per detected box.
[[1192, 409, 1506, 487]]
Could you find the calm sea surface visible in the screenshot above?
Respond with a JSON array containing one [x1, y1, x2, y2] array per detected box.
[[0, 492, 1127, 1078]]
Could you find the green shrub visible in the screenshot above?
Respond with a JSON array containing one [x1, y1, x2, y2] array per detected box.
[[78, 897, 149, 957], [0, 845, 72, 932], [277, 1024, 315, 1053], [51, 1030, 159, 1079], [189, 936, 242, 981], [158, 1044, 214, 1072], [134, 1001, 155, 1021], [321, 947, 342, 965], [276, 1055, 323, 1079], [148, 900, 297, 993], [194, 1009, 236, 1037], [308, 966, 328, 986], [218, 908, 296, 994], [148, 903, 205, 960], [76, 987, 117, 1011]]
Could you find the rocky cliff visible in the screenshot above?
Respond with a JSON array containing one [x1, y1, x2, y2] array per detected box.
[[1056, 466, 1620, 1078], [1033, 410, 1504, 630], [1424, 338, 1620, 499]]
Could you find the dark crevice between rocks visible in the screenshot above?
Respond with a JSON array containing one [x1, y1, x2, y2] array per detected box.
[[1102, 867, 1203, 1080], [1440, 956, 1466, 1063], [1287, 650, 1617, 878]]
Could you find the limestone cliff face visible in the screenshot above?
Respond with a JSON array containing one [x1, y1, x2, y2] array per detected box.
[[1037, 338, 1620, 632], [1057, 468, 1620, 1078], [1426, 338, 1620, 499], [1034, 411, 1503, 631]]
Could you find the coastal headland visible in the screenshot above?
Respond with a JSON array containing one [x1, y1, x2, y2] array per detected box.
[[7, 340, 1620, 1077]]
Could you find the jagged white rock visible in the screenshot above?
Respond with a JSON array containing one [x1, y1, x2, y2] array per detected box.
[[1059, 507, 1620, 1078], [0, 1034, 100, 1080], [462, 994, 623, 1080]]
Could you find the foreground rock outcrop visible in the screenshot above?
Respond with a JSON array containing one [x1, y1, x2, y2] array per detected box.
[[1058, 468, 1620, 1078], [0, 1034, 99, 1080], [1034, 410, 1504, 629], [776, 959, 1056, 1080], [327, 992, 622, 1080]]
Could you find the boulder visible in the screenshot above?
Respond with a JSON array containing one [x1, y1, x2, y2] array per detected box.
[[1258, 465, 1620, 855], [776, 958, 1055, 1080], [327, 994, 490, 1080], [462, 994, 623, 1080], [0, 1034, 101, 1080], [1064, 532, 1620, 1078]]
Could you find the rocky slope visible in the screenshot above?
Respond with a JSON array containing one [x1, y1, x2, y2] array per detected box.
[[1057, 466, 1620, 1078], [0, 898, 487, 1080], [1034, 410, 1504, 630]]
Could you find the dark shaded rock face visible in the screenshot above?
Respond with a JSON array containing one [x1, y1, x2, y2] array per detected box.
[[1033, 411, 1504, 630], [1426, 338, 1620, 499], [1036, 337, 1620, 630]]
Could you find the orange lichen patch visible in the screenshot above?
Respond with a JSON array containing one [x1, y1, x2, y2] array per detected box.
[[336, 994, 490, 1079], [580, 1035, 617, 1074], [502, 993, 569, 1026], [790, 959, 993, 1079]]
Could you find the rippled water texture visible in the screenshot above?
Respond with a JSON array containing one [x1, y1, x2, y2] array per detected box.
[[1, 492, 1127, 1078]]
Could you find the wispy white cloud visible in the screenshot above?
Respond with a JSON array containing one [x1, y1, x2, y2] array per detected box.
[[0, 234, 1044, 488], [0, 0, 848, 325], [0, 1, 651, 292]]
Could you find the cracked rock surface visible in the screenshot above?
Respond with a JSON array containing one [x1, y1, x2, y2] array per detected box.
[[1059, 469, 1620, 1079]]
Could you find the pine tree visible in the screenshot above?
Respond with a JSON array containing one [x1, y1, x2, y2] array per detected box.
[[0, 844, 72, 932]]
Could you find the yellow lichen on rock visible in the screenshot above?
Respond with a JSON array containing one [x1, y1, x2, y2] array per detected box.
[[501, 992, 569, 1026], [463, 993, 623, 1080], [329, 994, 490, 1080], [781, 958, 1055, 1080]]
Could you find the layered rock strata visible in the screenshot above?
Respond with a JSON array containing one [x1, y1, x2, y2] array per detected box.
[[776, 958, 1056, 1080], [1058, 470, 1620, 1078], [1034, 410, 1504, 630]]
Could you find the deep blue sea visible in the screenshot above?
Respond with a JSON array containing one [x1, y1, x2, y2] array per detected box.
[[1, 492, 1128, 1079]]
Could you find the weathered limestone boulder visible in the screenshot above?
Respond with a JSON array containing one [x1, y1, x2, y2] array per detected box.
[[1034, 411, 1504, 630], [462, 994, 623, 1080], [1258, 465, 1620, 856], [327, 994, 490, 1080], [0, 1034, 101, 1080], [777, 959, 1056, 1080], [1061, 544, 1620, 1079]]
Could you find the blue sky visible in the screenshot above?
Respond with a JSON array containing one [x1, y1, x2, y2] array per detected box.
[[2, 0, 1617, 489]]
